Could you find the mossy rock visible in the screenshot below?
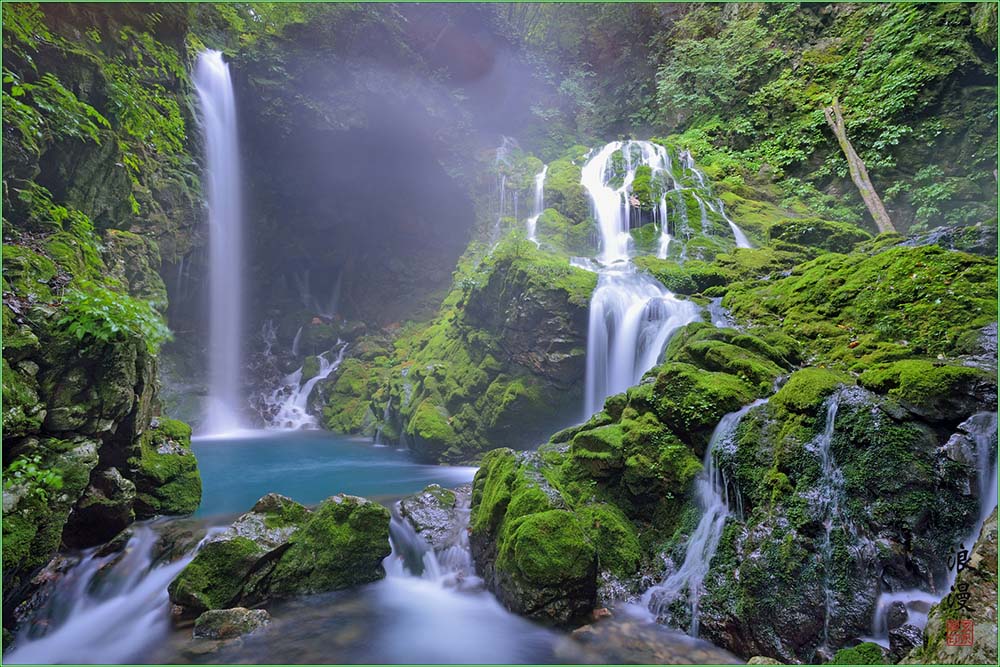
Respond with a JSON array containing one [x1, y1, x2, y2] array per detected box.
[[768, 217, 872, 254], [858, 359, 995, 421], [130, 418, 201, 517], [577, 502, 642, 577], [266, 494, 391, 596], [828, 642, 886, 664], [544, 157, 589, 223], [664, 322, 788, 392], [651, 362, 755, 453], [168, 536, 267, 614], [771, 367, 851, 415], [300, 355, 321, 383], [536, 207, 593, 255], [634, 257, 734, 295]]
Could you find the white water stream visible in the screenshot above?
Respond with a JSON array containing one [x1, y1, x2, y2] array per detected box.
[[643, 400, 766, 634]]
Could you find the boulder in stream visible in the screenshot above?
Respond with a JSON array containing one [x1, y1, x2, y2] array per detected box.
[[168, 492, 390, 616]]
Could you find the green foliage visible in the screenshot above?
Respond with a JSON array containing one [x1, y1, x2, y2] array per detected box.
[[57, 280, 171, 354], [2, 69, 109, 155], [3, 454, 63, 501]]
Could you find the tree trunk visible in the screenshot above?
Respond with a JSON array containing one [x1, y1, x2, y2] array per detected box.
[[824, 97, 897, 234]]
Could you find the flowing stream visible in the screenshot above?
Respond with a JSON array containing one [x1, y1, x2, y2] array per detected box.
[[195, 50, 244, 436], [642, 399, 766, 634]]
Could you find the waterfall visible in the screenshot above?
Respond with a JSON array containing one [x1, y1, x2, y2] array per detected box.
[[384, 501, 476, 588], [195, 50, 244, 436], [4, 524, 222, 664], [811, 393, 845, 650], [267, 343, 347, 430], [643, 400, 765, 635], [525, 164, 547, 244], [581, 141, 700, 417], [679, 150, 751, 249]]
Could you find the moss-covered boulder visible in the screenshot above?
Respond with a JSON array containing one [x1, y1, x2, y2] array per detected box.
[[699, 386, 990, 662], [266, 494, 391, 596], [767, 218, 872, 254], [469, 448, 598, 626], [130, 418, 202, 518], [168, 492, 390, 615]]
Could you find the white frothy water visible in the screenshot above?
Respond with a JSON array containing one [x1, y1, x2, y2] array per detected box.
[[195, 50, 245, 436], [5, 525, 222, 664], [267, 343, 347, 429], [581, 141, 700, 417], [525, 164, 547, 244], [643, 400, 765, 635]]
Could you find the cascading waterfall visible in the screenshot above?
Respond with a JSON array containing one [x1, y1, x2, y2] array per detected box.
[[810, 392, 847, 650], [267, 343, 347, 429], [195, 50, 244, 435], [525, 164, 547, 244], [643, 400, 766, 635], [678, 149, 752, 249], [5, 524, 222, 664], [581, 141, 700, 417]]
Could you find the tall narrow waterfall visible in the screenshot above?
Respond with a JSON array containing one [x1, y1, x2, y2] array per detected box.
[[194, 50, 244, 435], [643, 399, 765, 635], [581, 141, 700, 416], [525, 165, 547, 244]]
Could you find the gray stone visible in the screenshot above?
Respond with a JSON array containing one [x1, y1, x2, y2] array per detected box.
[[193, 608, 271, 640]]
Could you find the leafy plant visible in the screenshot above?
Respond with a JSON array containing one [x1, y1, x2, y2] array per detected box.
[[57, 280, 171, 354], [3, 454, 64, 501]]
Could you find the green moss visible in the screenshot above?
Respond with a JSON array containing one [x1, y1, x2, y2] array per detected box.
[[2, 358, 43, 439], [544, 157, 589, 223], [664, 323, 787, 392], [771, 367, 850, 415], [652, 362, 755, 449], [470, 448, 519, 535], [267, 495, 391, 595], [767, 217, 871, 254], [167, 536, 265, 612], [634, 257, 733, 295], [498, 509, 594, 585], [570, 423, 625, 477], [301, 355, 321, 382], [536, 207, 594, 255], [130, 418, 201, 516], [2, 244, 58, 302], [577, 502, 641, 577], [858, 360, 991, 415], [827, 642, 886, 664]]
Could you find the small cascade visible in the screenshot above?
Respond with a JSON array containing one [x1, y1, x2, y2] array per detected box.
[[580, 141, 701, 417], [492, 136, 518, 243], [525, 164, 548, 244], [5, 524, 221, 664], [373, 400, 393, 447], [643, 400, 765, 635], [810, 393, 846, 651], [291, 325, 303, 356], [294, 269, 342, 319], [267, 343, 347, 429], [195, 50, 245, 436], [678, 149, 752, 249], [383, 498, 477, 590]]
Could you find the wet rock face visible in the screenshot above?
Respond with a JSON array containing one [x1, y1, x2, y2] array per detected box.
[[193, 608, 271, 640], [168, 493, 390, 617], [698, 386, 994, 662], [904, 506, 998, 665], [397, 484, 470, 553]]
